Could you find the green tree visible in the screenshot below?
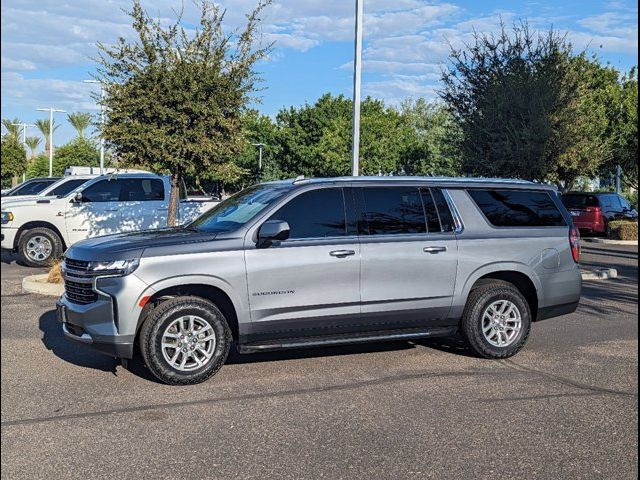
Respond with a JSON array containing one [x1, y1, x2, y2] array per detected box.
[[2, 118, 21, 140], [25, 136, 41, 159], [397, 98, 462, 176], [67, 112, 93, 139], [26, 138, 100, 177], [441, 21, 579, 183], [1, 135, 27, 186], [35, 118, 59, 156], [95, 0, 272, 226]]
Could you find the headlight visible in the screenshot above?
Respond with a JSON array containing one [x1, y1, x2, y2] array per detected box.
[[1, 211, 14, 224], [89, 259, 140, 276]]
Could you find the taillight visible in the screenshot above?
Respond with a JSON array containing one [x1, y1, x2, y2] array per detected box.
[[584, 206, 601, 214], [569, 227, 581, 263]]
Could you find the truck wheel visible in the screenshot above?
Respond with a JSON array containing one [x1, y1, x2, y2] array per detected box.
[[139, 296, 231, 385], [460, 280, 531, 359], [17, 227, 63, 268]]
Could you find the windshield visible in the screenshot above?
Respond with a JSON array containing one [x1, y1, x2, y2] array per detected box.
[[189, 185, 291, 233], [6, 179, 57, 196], [561, 194, 599, 209], [46, 178, 91, 197]]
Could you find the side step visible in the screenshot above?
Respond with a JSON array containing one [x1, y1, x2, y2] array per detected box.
[[238, 326, 458, 353]]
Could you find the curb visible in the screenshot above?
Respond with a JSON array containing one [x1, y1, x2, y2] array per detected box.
[[22, 274, 64, 297], [581, 268, 618, 281], [583, 238, 638, 246]]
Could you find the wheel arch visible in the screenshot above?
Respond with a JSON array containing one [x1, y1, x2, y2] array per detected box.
[[14, 221, 67, 251]]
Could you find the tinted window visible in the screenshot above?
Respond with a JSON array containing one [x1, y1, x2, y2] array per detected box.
[[49, 179, 88, 197], [361, 187, 425, 235], [421, 189, 442, 232], [431, 189, 455, 232], [120, 179, 164, 201], [9, 179, 56, 196], [81, 180, 122, 202], [561, 194, 599, 209], [270, 188, 346, 239], [468, 189, 566, 227]]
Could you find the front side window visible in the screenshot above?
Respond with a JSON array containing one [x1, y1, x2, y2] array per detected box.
[[468, 189, 566, 227], [190, 185, 291, 233], [49, 179, 89, 197], [9, 180, 56, 196], [81, 179, 122, 203], [268, 188, 346, 239], [360, 187, 426, 235]]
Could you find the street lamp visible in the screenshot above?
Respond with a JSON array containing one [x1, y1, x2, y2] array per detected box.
[[36, 107, 66, 177], [351, 0, 364, 177], [11, 122, 36, 181], [252, 143, 265, 171], [84, 80, 106, 175]]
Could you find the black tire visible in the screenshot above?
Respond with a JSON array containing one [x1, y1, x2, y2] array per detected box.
[[139, 296, 231, 385], [17, 227, 63, 268], [460, 280, 532, 359]]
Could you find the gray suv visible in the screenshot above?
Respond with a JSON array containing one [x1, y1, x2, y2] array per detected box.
[[57, 177, 582, 385]]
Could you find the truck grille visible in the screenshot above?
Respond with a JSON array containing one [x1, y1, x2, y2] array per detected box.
[[64, 279, 98, 305]]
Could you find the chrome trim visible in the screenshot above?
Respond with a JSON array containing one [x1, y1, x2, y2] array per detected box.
[[329, 249, 356, 258], [62, 323, 93, 343], [442, 189, 464, 234], [423, 246, 447, 254]]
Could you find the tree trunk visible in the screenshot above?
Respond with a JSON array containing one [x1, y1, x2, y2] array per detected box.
[[11, 176, 19, 187], [167, 172, 181, 227]]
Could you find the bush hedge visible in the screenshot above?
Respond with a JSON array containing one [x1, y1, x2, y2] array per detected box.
[[608, 220, 638, 241]]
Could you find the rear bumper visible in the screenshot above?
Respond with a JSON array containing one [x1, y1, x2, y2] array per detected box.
[[536, 300, 579, 321], [572, 220, 605, 233]]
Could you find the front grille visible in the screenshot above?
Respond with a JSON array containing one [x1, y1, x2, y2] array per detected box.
[[63, 258, 92, 279], [64, 279, 98, 305]]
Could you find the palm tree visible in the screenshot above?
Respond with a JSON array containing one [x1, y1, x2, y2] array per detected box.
[[25, 136, 41, 159], [35, 118, 59, 156], [67, 112, 92, 139], [2, 118, 21, 139]]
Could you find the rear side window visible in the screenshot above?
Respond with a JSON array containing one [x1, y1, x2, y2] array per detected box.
[[120, 179, 165, 201], [270, 188, 346, 239], [561, 194, 599, 209], [361, 187, 426, 235], [468, 189, 566, 227], [420, 188, 455, 233], [81, 179, 122, 202]]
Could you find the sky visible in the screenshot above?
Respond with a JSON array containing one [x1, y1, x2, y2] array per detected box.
[[1, 0, 638, 150]]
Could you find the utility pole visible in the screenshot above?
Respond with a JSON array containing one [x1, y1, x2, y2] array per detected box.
[[615, 165, 622, 194], [252, 143, 265, 180], [84, 80, 106, 175], [351, 0, 364, 177], [36, 107, 66, 177], [11, 122, 36, 181]]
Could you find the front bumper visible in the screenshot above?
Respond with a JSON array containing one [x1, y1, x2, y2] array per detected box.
[[1, 226, 18, 250], [57, 272, 151, 359]]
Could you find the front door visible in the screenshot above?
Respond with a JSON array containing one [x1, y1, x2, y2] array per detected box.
[[65, 178, 124, 245], [244, 187, 361, 342], [118, 177, 167, 231], [357, 186, 458, 328]]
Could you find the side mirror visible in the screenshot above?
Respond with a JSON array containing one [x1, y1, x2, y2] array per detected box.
[[72, 191, 83, 203], [257, 220, 290, 247]]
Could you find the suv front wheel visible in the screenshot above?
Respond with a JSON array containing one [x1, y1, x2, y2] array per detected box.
[[139, 296, 232, 385], [460, 280, 532, 359]]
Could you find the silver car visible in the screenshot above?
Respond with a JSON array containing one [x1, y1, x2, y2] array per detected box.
[[57, 177, 582, 385]]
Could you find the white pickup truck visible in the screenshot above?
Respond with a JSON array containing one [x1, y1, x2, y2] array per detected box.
[[1, 173, 218, 267]]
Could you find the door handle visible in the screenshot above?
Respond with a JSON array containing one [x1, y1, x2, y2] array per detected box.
[[423, 246, 447, 254], [157, 207, 169, 211], [330, 250, 356, 258], [105, 208, 119, 212]]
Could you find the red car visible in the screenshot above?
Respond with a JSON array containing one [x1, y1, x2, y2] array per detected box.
[[561, 192, 638, 235]]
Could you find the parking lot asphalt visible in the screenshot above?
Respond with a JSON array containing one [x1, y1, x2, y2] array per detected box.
[[1, 243, 638, 480]]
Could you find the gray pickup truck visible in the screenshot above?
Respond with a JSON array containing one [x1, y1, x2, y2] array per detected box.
[[57, 177, 582, 385]]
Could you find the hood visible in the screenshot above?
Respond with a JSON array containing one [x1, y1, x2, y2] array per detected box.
[[1, 195, 59, 208], [65, 228, 218, 262]]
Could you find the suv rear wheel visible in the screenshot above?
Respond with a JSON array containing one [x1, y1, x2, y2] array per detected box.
[[460, 280, 532, 359], [17, 227, 63, 268], [139, 296, 231, 385]]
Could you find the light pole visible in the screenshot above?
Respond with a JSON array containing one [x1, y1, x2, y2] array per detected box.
[[36, 107, 66, 177], [11, 122, 36, 181], [351, 0, 364, 176], [252, 143, 265, 180], [84, 80, 106, 175]]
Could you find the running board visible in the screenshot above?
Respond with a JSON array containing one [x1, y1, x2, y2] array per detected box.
[[238, 326, 458, 353]]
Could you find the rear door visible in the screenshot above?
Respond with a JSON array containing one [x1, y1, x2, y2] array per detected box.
[[357, 186, 458, 328], [244, 187, 361, 341], [118, 178, 166, 231]]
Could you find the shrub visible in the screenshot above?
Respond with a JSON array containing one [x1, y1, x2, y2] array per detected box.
[[608, 220, 638, 241], [47, 262, 63, 284]]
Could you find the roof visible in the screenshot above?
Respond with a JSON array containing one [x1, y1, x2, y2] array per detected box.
[[265, 176, 556, 191]]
